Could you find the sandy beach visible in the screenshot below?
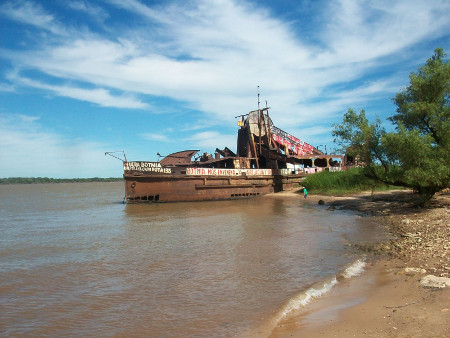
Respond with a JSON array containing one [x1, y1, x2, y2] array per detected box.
[[269, 189, 450, 337]]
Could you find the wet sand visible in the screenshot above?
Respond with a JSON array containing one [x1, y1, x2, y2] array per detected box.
[[269, 189, 450, 337]]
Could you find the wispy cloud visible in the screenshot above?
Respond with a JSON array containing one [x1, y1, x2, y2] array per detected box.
[[140, 133, 171, 142], [185, 131, 236, 150], [0, 114, 119, 178], [320, 0, 449, 64], [0, 82, 15, 93], [1, 0, 68, 35], [10, 73, 148, 109], [67, 0, 109, 22], [3, 0, 447, 124]]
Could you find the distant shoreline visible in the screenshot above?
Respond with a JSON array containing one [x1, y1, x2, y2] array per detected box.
[[0, 177, 124, 184]]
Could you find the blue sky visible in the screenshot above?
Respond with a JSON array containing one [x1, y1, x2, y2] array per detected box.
[[0, 0, 449, 178]]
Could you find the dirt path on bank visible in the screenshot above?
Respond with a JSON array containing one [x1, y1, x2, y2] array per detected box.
[[268, 189, 450, 337]]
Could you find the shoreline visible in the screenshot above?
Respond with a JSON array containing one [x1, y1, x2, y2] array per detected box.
[[0, 177, 123, 184], [268, 188, 450, 337]]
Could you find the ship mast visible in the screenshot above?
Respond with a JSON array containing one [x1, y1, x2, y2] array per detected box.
[[257, 86, 262, 155]]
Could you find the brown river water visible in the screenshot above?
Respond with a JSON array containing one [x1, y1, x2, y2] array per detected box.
[[0, 182, 387, 336]]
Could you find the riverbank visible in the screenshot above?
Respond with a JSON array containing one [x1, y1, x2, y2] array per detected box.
[[270, 189, 450, 337]]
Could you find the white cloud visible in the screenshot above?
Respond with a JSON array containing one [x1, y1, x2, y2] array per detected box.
[[140, 133, 170, 142], [0, 114, 120, 178], [67, 1, 109, 22], [108, 0, 163, 23], [10, 73, 148, 109], [0, 82, 15, 92], [185, 131, 236, 150], [1, 0, 68, 35], [320, 0, 449, 65]]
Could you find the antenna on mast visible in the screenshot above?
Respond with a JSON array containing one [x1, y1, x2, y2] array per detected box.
[[257, 85, 260, 109]]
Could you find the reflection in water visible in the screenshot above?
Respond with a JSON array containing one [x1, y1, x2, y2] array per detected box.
[[0, 183, 387, 336]]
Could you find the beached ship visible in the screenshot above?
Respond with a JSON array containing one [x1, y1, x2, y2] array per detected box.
[[109, 104, 343, 203]]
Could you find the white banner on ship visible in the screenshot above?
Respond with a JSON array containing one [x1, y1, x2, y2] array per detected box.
[[124, 161, 172, 173], [186, 168, 273, 176]]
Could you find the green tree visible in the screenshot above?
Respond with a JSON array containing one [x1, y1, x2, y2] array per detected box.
[[332, 48, 449, 202], [332, 109, 388, 170], [391, 48, 449, 144]]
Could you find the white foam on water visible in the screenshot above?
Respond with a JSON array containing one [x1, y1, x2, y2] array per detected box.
[[271, 257, 367, 329], [272, 276, 338, 327], [342, 258, 366, 279], [288, 277, 338, 311]]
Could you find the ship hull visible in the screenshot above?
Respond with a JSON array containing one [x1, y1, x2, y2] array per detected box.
[[124, 173, 304, 203]]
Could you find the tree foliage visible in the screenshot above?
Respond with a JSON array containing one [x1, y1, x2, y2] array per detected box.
[[332, 48, 449, 202], [391, 48, 450, 144]]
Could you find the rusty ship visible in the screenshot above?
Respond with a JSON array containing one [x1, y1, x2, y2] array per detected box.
[[108, 104, 343, 203]]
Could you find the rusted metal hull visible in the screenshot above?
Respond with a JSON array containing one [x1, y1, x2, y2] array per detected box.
[[124, 172, 304, 203]]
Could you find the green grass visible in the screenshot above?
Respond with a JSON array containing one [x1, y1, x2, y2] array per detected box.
[[302, 167, 398, 195]]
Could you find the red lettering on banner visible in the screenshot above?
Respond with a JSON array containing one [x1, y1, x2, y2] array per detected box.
[[186, 167, 272, 176]]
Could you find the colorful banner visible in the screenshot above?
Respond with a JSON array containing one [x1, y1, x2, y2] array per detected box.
[[272, 133, 315, 155]]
